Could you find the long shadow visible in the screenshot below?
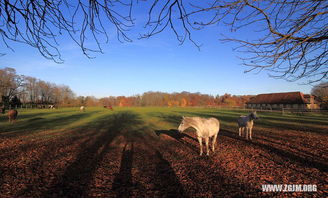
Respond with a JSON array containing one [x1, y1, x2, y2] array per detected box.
[[154, 150, 188, 197], [189, 109, 328, 124], [152, 111, 236, 127], [0, 109, 89, 125], [0, 112, 114, 155], [112, 143, 134, 198], [18, 109, 78, 119], [155, 129, 198, 153], [220, 130, 328, 172], [0, 115, 109, 197], [257, 120, 328, 134], [256, 135, 326, 161], [155, 129, 198, 142], [148, 112, 182, 126], [259, 114, 328, 126], [0, 111, 101, 137], [43, 111, 147, 197], [158, 143, 263, 197], [155, 129, 184, 140], [42, 128, 114, 197]]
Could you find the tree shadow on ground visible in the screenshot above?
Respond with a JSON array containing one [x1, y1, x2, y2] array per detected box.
[[153, 134, 262, 197], [154, 150, 188, 197], [42, 111, 148, 198], [147, 112, 182, 126], [155, 129, 198, 153], [112, 143, 134, 198], [0, 111, 102, 137], [0, 109, 75, 123], [220, 129, 328, 172]]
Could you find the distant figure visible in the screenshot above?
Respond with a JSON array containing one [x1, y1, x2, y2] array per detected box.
[[108, 105, 113, 111], [237, 112, 259, 140], [104, 105, 113, 110], [80, 106, 86, 111], [49, 105, 56, 109], [178, 116, 220, 156], [8, 110, 18, 123]]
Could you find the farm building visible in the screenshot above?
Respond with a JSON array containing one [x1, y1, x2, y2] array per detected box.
[[246, 92, 319, 110]]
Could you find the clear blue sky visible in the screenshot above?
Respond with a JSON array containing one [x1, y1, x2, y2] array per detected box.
[[0, 4, 313, 98]]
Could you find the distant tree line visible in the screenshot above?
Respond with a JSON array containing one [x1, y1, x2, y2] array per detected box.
[[0, 67, 253, 108], [91, 92, 253, 108], [4, 67, 328, 109]]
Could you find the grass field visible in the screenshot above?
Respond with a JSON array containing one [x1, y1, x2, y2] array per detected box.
[[0, 107, 327, 197]]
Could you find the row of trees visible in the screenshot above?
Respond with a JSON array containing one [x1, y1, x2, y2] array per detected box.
[[0, 67, 75, 108], [56, 87, 328, 109], [81, 92, 253, 107], [2, 67, 327, 108]]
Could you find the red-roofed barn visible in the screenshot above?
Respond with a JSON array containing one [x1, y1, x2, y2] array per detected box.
[[246, 92, 319, 110]]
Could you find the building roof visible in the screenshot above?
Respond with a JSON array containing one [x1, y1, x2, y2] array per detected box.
[[247, 92, 310, 104]]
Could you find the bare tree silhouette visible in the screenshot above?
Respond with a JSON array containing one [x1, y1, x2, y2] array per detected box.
[[1, 0, 327, 82]]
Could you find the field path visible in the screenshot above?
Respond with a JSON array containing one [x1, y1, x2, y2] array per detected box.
[[0, 109, 327, 197]]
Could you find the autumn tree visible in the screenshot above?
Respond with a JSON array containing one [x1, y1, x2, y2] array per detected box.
[[56, 86, 75, 106], [1, 1, 326, 82], [311, 82, 328, 109]]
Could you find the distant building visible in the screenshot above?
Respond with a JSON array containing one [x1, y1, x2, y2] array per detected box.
[[246, 92, 319, 110]]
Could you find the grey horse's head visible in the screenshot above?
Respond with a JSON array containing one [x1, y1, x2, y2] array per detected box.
[[250, 111, 259, 120]]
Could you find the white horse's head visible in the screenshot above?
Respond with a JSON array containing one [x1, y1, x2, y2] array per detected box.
[[178, 116, 188, 132]]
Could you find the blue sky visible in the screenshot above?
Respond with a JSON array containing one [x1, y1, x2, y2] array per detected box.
[[0, 4, 314, 98]]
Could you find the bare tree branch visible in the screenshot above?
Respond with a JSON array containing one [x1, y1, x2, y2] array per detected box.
[[0, 0, 134, 62], [0, 0, 327, 83]]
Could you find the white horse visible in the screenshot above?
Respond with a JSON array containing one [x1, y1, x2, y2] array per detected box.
[[178, 116, 220, 156], [80, 106, 86, 111], [237, 111, 258, 140]]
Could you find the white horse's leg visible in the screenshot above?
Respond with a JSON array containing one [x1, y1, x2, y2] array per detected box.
[[205, 137, 209, 156], [249, 127, 253, 140], [212, 134, 218, 152], [246, 127, 249, 140], [241, 127, 245, 137], [238, 127, 241, 136], [197, 137, 203, 156]]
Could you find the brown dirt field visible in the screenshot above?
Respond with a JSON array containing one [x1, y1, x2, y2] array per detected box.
[[0, 112, 327, 197]]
